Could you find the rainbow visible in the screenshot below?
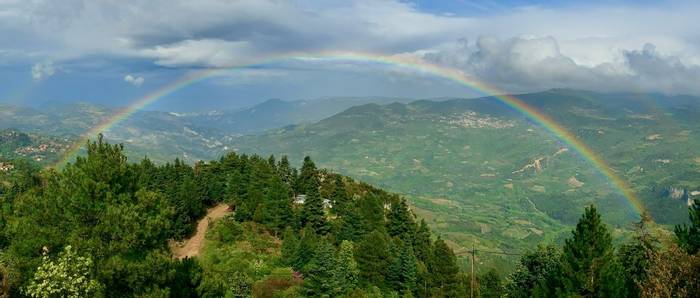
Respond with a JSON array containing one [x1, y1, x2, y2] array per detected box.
[[52, 51, 645, 215]]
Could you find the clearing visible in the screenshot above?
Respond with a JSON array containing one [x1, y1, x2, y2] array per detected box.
[[170, 204, 231, 259]]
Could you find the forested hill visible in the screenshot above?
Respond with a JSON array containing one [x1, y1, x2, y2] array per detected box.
[[0, 136, 465, 297]]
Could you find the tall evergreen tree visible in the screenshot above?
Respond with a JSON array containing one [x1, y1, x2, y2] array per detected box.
[[331, 175, 350, 217], [479, 269, 504, 298], [291, 228, 318, 271], [337, 205, 363, 242], [561, 205, 625, 297], [356, 230, 392, 287], [413, 219, 432, 264], [387, 240, 418, 295], [336, 240, 360, 294], [506, 245, 563, 298], [387, 198, 415, 241], [675, 199, 700, 254], [303, 240, 341, 297], [428, 237, 460, 296], [301, 178, 330, 235], [619, 212, 659, 297], [280, 227, 299, 267], [297, 156, 318, 195]]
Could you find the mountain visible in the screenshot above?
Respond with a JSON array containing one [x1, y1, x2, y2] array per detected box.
[[0, 128, 73, 165], [181, 96, 414, 135], [0, 97, 413, 163], [228, 89, 700, 266]]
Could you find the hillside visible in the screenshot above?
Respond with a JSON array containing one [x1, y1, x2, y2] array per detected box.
[[229, 89, 700, 266], [0, 128, 73, 166], [0, 138, 466, 297]]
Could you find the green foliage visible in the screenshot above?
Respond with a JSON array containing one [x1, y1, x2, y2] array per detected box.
[[387, 199, 416, 241], [618, 213, 659, 297], [302, 240, 341, 297], [300, 178, 330, 235], [336, 240, 360, 294], [675, 199, 700, 254], [386, 240, 417, 295], [1, 137, 459, 296], [479, 269, 504, 298], [356, 230, 392, 287], [23, 245, 103, 298], [428, 237, 460, 296], [561, 205, 625, 297], [506, 245, 562, 298]]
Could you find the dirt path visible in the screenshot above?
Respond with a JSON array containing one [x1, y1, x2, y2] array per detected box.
[[171, 204, 231, 259]]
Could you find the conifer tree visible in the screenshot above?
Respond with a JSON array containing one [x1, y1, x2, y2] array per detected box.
[[358, 193, 386, 235], [301, 178, 330, 235], [298, 156, 318, 195], [277, 156, 294, 188], [337, 205, 363, 242], [619, 212, 658, 297], [267, 175, 293, 234], [561, 205, 625, 297], [387, 240, 418, 295], [675, 199, 700, 254], [280, 227, 299, 267], [303, 240, 341, 297], [356, 230, 392, 287], [479, 269, 504, 298], [291, 228, 318, 271], [506, 245, 563, 298], [428, 237, 460, 296], [337, 240, 360, 294], [331, 175, 350, 217], [413, 219, 432, 264], [387, 198, 415, 241]]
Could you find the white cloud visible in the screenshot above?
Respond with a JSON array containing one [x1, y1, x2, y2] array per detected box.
[[4, 0, 700, 95], [124, 74, 144, 86], [422, 36, 700, 95], [31, 61, 55, 80]]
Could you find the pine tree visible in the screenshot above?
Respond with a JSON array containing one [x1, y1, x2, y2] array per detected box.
[[428, 237, 460, 296], [297, 156, 318, 195], [303, 240, 341, 297], [301, 178, 330, 235], [506, 245, 563, 298], [291, 228, 318, 271], [358, 193, 386, 235], [479, 269, 504, 298], [561, 205, 625, 297], [331, 175, 350, 217], [267, 175, 293, 234], [337, 205, 363, 242], [387, 198, 415, 241], [387, 240, 418, 295], [675, 199, 700, 254], [413, 220, 432, 264], [619, 212, 658, 297], [280, 227, 299, 267], [336, 240, 360, 294], [356, 230, 392, 287]]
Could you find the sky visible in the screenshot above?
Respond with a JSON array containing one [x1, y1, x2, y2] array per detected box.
[[1, 0, 699, 112]]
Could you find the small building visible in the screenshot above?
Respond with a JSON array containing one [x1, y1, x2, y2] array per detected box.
[[293, 194, 307, 205], [0, 162, 14, 172]]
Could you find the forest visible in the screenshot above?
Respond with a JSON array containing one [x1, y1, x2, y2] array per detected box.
[[0, 136, 699, 297]]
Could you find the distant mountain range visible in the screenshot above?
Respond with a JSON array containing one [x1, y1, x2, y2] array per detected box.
[[2, 89, 699, 269]]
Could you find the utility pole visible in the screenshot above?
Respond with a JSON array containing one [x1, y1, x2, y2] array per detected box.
[[470, 244, 475, 298]]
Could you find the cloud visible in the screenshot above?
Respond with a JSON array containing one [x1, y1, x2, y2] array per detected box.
[[4, 0, 700, 96], [124, 74, 144, 86], [31, 61, 55, 80], [421, 36, 700, 95]]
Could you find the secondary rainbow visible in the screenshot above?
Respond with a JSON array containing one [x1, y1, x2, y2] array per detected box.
[[53, 51, 645, 215]]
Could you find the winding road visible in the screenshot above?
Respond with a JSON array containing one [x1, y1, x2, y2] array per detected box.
[[171, 204, 231, 259]]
